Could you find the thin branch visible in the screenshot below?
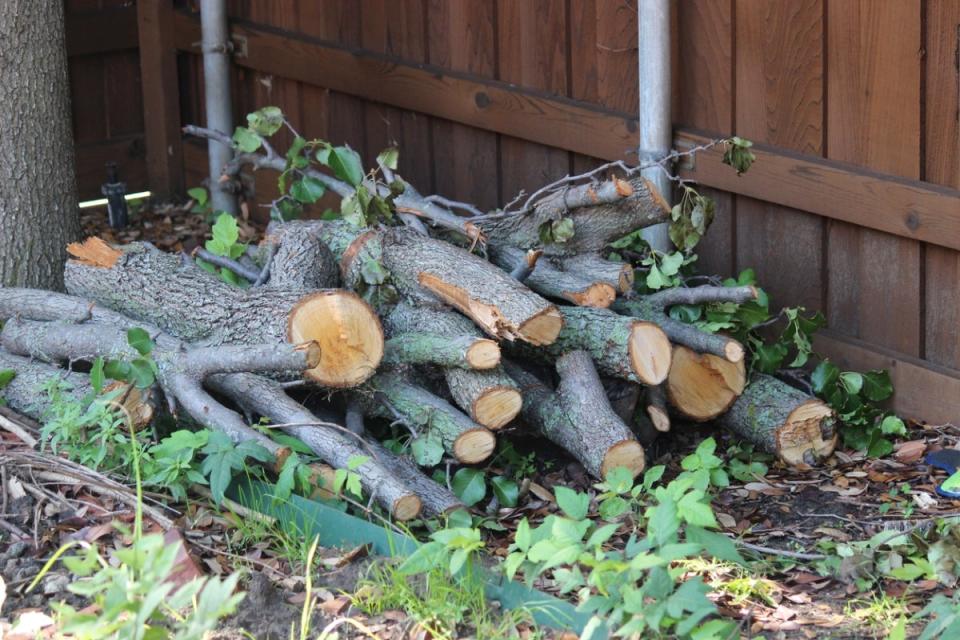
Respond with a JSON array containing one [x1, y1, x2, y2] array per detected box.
[[192, 247, 260, 282]]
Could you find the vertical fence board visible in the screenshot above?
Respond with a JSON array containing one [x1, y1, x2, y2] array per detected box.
[[675, 0, 735, 277], [734, 0, 824, 311], [923, 0, 960, 369], [496, 0, 570, 202], [826, 0, 922, 356], [427, 0, 500, 211]]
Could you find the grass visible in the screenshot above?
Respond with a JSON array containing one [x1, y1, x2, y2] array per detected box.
[[845, 594, 912, 631], [677, 557, 780, 607]]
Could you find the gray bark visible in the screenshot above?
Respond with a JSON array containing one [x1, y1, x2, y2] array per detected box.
[[0, 0, 80, 290], [0, 350, 91, 419], [263, 220, 339, 290], [560, 254, 634, 294], [490, 245, 615, 308]]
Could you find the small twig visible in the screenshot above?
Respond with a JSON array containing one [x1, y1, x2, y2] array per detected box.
[[0, 516, 31, 542], [424, 194, 485, 217], [735, 540, 827, 561], [192, 247, 260, 282], [253, 242, 276, 286], [0, 411, 39, 447]]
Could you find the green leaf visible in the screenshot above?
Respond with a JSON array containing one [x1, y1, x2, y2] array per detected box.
[[103, 359, 130, 382], [659, 252, 684, 276], [840, 372, 863, 395], [452, 468, 487, 507], [0, 370, 15, 393], [88, 358, 104, 394], [285, 136, 308, 170], [210, 213, 240, 256], [187, 187, 208, 206], [340, 193, 365, 227], [811, 360, 840, 395], [127, 327, 154, 356], [514, 518, 532, 552], [686, 525, 745, 564], [551, 218, 575, 243], [410, 431, 444, 466], [645, 264, 668, 290], [127, 359, 156, 389], [490, 476, 519, 507], [598, 496, 628, 521], [753, 342, 788, 374], [398, 541, 444, 575], [246, 106, 284, 137], [862, 370, 894, 402], [232, 126, 262, 153], [554, 486, 590, 520], [880, 415, 907, 436], [328, 145, 365, 186], [359, 259, 387, 285], [678, 492, 718, 528], [376, 147, 399, 171], [289, 176, 326, 203]]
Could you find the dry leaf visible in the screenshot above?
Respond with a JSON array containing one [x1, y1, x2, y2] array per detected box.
[[895, 440, 927, 463]]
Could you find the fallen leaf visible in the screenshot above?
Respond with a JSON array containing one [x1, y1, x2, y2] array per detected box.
[[895, 440, 927, 464]]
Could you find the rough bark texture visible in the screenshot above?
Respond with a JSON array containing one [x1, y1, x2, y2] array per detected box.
[[717, 374, 837, 466], [530, 306, 671, 385], [208, 373, 423, 520], [504, 352, 645, 479], [263, 221, 339, 290], [477, 178, 670, 257], [612, 285, 756, 363], [0, 350, 93, 418], [0, 0, 80, 290], [561, 254, 634, 294], [63, 240, 383, 386], [383, 333, 499, 370], [360, 372, 495, 464], [490, 245, 615, 308], [365, 441, 463, 517]]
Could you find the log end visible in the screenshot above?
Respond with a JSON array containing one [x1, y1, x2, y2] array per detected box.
[[466, 339, 501, 370], [778, 400, 838, 465], [453, 428, 496, 464], [615, 264, 635, 294], [647, 404, 671, 433], [392, 494, 424, 521], [517, 306, 564, 346], [473, 386, 523, 430], [724, 339, 746, 364], [288, 291, 384, 387], [294, 340, 323, 370], [67, 237, 122, 268], [600, 439, 646, 479], [566, 283, 617, 309], [666, 346, 747, 421], [640, 177, 672, 215], [628, 321, 672, 385], [102, 381, 155, 430]]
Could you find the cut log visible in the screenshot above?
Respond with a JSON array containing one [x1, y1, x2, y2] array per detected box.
[[477, 177, 670, 257], [383, 333, 500, 370], [666, 346, 747, 422], [365, 441, 464, 517], [643, 384, 671, 433], [0, 350, 152, 429], [504, 351, 645, 479], [260, 222, 339, 290], [63, 237, 383, 387], [560, 254, 634, 295], [612, 285, 757, 363], [281, 221, 564, 345], [381, 302, 522, 429], [717, 374, 837, 465], [490, 245, 616, 308], [359, 372, 496, 464], [530, 306, 671, 385]]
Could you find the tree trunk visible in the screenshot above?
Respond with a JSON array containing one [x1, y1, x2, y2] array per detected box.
[[717, 374, 837, 465], [63, 238, 383, 387], [0, 0, 80, 290]]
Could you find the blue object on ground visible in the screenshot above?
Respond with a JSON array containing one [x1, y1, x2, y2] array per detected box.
[[924, 449, 960, 499]]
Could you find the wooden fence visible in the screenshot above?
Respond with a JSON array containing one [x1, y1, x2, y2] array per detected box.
[[65, 1, 960, 425]]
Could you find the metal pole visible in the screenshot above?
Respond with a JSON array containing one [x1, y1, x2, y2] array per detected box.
[[637, 0, 672, 251], [200, 0, 238, 216]]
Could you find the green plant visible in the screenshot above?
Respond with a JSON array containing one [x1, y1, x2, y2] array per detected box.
[[91, 327, 159, 390], [724, 443, 771, 483], [811, 360, 905, 456], [0, 367, 14, 405], [200, 430, 274, 503], [669, 185, 716, 253], [197, 212, 248, 286], [911, 590, 960, 639], [449, 467, 520, 509], [187, 186, 213, 219], [721, 136, 756, 175]]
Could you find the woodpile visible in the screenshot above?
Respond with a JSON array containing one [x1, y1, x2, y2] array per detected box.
[[0, 129, 838, 522]]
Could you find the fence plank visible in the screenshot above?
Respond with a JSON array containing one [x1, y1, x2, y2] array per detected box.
[[923, 0, 960, 369], [65, 5, 138, 56], [735, 0, 824, 311], [826, 0, 922, 356]]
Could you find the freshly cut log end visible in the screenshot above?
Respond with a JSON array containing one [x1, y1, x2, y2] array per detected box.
[[647, 405, 671, 433], [628, 321, 673, 385], [392, 495, 425, 522], [717, 374, 837, 466], [453, 428, 497, 464], [565, 282, 617, 308], [724, 340, 745, 363], [287, 291, 384, 387], [666, 346, 747, 421], [600, 439, 646, 478], [517, 307, 564, 345], [466, 340, 501, 369], [472, 386, 523, 430], [642, 177, 671, 215], [101, 381, 155, 431], [67, 236, 121, 268]]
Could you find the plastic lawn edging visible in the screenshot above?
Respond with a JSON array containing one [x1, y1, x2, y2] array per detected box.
[[226, 478, 605, 638]]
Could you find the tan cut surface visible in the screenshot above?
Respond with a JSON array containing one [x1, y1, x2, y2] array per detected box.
[[601, 440, 646, 478], [288, 291, 384, 387], [67, 236, 122, 268], [392, 495, 424, 521], [628, 321, 672, 384], [473, 387, 523, 430], [647, 405, 671, 433], [777, 400, 837, 465], [566, 283, 616, 308], [517, 307, 564, 345], [466, 339, 501, 369], [453, 428, 497, 464], [667, 346, 747, 421]]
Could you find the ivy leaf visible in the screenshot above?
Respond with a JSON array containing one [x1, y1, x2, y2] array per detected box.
[[490, 476, 519, 507], [246, 106, 284, 137], [410, 431, 444, 467], [232, 126, 262, 153], [285, 136, 309, 169], [340, 193, 365, 228], [328, 146, 365, 186], [840, 372, 863, 396], [452, 468, 487, 507], [551, 218, 575, 243], [376, 147, 399, 171], [880, 415, 907, 436], [290, 176, 326, 204], [127, 327, 154, 356], [554, 486, 590, 520], [646, 264, 668, 290], [659, 252, 685, 277], [127, 359, 156, 389], [862, 370, 894, 402], [89, 358, 104, 394], [753, 342, 787, 374], [811, 360, 840, 395], [187, 187, 208, 207]]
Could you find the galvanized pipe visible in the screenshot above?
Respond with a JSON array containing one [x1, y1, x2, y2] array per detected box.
[[637, 0, 672, 251], [200, 0, 238, 216]]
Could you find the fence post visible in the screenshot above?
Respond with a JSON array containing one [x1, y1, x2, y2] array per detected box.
[[137, 0, 184, 200]]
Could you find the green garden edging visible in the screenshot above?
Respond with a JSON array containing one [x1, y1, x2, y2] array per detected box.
[[226, 478, 607, 638]]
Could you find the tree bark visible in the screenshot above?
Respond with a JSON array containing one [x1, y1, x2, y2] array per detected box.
[[717, 374, 837, 466], [0, 0, 80, 290], [490, 245, 616, 308], [383, 333, 499, 370], [560, 254, 634, 295], [63, 238, 383, 387], [504, 352, 645, 480]]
